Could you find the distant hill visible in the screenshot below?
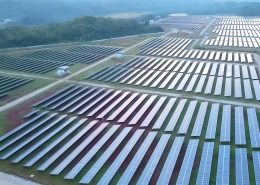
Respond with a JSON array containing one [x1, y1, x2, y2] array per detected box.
[[0, 15, 163, 49]]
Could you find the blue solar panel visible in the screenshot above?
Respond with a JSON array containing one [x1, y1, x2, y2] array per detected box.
[[152, 98, 177, 129], [12, 116, 77, 163], [178, 101, 197, 134], [97, 129, 144, 185], [79, 127, 132, 183], [252, 152, 260, 185], [236, 148, 249, 185], [157, 137, 184, 185], [136, 134, 170, 185], [0, 113, 57, 152], [235, 107, 246, 145], [191, 102, 208, 136], [139, 97, 167, 127], [62, 125, 120, 178], [176, 139, 199, 185], [247, 108, 260, 148], [205, 104, 220, 139], [216, 145, 230, 185], [220, 105, 231, 142], [196, 142, 214, 185], [117, 132, 157, 185], [0, 111, 48, 142], [36, 120, 98, 171], [23, 118, 88, 167], [165, 99, 187, 131], [1, 115, 67, 159]]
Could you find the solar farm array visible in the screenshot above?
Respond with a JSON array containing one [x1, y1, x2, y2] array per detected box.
[[151, 16, 207, 29], [138, 38, 254, 63], [204, 36, 260, 48], [0, 75, 33, 99], [0, 85, 260, 184], [85, 57, 260, 101], [0, 46, 120, 74], [213, 25, 260, 37]]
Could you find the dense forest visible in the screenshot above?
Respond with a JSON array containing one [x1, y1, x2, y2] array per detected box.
[[0, 16, 163, 49]]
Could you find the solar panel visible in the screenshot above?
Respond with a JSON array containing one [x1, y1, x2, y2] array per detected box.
[[117, 132, 157, 185], [67, 88, 105, 113], [218, 63, 225, 76], [136, 134, 170, 185], [79, 127, 132, 184], [210, 63, 218, 76], [176, 139, 199, 185], [152, 98, 177, 129], [247, 108, 260, 148], [246, 53, 253, 63], [195, 75, 207, 93], [177, 74, 191, 91], [243, 79, 253, 99], [234, 65, 241, 78], [235, 107, 246, 145], [120, 69, 140, 83], [0, 113, 57, 152], [165, 99, 187, 131], [139, 97, 166, 127], [214, 77, 223, 95], [24, 118, 88, 167], [157, 137, 184, 185], [226, 64, 233, 77], [61, 125, 120, 178], [252, 80, 260, 100], [220, 105, 231, 142], [142, 71, 161, 86], [173, 61, 185, 72], [106, 93, 139, 120], [127, 95, 157, 125], [77, 89, 113, 115], [97, 129, 144, 185], [178, 101, 197, 134], [252, 152, 260, 185], [236, 148, 250, 185], [11, 116, 77, 163], [151, 72, 168, 87], [187, 62, 197, 73], [242, 65, 249, 79], [1, 115, 68, 159], [159, 72, 175, 88], [204, 76, 215, 94], [191, 102, 208, 136], [97, 92, 130, 118], [240, 53, 246, 62], [127, 70, 147, 84], [0, 111, 48, 142], [196, 142, 214, 185], [117, 94, 148, 122], [216, 145, 230, 185], [202, 63, 211, 75], [168, 73, 184, 89], [195, 62, 204, 74], [224, 78, 232, 97], [36, 120, 100, 171], [249, 66, 258, 80], [206, 104, 220, 139], [185, 74, 199, 92], [180, 61, 191, 73]]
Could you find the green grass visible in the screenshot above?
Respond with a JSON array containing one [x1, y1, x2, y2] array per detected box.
[[86, 34, 163, 47], [125, 46, 140, 55]]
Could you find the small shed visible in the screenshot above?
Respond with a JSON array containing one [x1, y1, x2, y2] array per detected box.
[[117, 52, 125, 59], [57, 66, 70, 76]]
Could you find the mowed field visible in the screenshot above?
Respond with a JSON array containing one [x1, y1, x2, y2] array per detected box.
[[0, 15, 260, 185]]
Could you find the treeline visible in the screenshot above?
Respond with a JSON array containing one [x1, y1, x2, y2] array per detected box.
[[0, 16, 163, 49]]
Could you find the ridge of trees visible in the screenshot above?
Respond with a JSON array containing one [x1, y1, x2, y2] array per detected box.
[[0, 16, 163, 49]]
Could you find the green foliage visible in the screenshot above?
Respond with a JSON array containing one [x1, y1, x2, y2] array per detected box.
[[0, 16, 163, 49]]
